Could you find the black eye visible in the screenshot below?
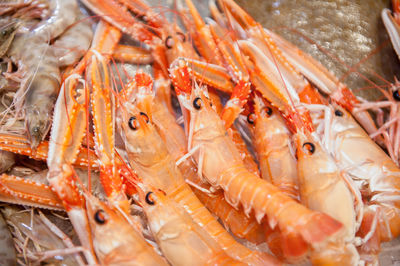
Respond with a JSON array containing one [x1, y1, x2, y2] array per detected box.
[[176, 32, 186, 42], [140, 112, 149, 123], [302, 142, 315, 155], [393, 90, 400, 101], [128, 116, 139, 130], [247, 113, 256, 124], [145, 192, 155, 205], [94, 210, 107, 224], [193, 97, 202, 110], [262, 107, 273, 117], [334, 109, 343, 116], [165, 36, 173, 49]]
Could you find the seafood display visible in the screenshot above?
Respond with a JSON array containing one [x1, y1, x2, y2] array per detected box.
[[0, 0, 399, 265]]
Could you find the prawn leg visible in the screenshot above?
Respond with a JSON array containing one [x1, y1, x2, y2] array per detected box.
[[45, 73, 97, 264], [0, 134, 98, 168], [0, 173, 63, 210], [89, 51, 129, 212], [80, 0, 168, 73], [182, 0, 225, 65], [118, 71, 279, 265], [113, 44, 154, 64]]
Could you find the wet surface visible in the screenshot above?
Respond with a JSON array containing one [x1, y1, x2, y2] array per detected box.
[[236, 0, 400, 100]]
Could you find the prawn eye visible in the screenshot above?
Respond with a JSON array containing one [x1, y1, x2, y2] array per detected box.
[[247, 113, 256, 124], [145, 192, 155, 205], [139, 112, 150, 123], [165, 36, 173, 49], [193, 97, 202, 110], [302, 142, 315, 155], [176, 32, 186, 42], [262, 107, 273, 117], [128, 116, 139, 130], [94, 210, 107, 225], [334, 109, 343, 116], [393, 90, 400, 101]]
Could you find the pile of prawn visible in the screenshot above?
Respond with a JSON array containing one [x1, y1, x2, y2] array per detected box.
[[0, 0, 399, 265]]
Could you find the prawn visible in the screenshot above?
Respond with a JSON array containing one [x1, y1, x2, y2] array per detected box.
[[117, 71, 279, 265], [130, 71, 266, 244], [320, 104, 400, 250], [135, 182, 246, 266], [169, 58, 343, 251], [236, 38, 361, 264], [247, 95, 299, 200], [84, 192, 168, 266], [6, 0, 81, 148]]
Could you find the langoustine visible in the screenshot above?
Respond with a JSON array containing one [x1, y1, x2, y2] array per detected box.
[[117, 71, 279, 265], [5, 0, 91, 148], [130, 70, 267, 244], [170, 58, 343, 252]]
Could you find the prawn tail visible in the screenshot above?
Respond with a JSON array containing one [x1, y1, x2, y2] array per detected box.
[[299, 212, 343, 243], [280, 231, 309, 263]]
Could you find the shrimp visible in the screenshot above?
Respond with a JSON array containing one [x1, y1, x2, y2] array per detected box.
[[128, 71, 266, 244], [137, 184, 245, 266], [295, 130, 360, 265], [84, 193, 168, 266], [207, 88, 260, 176], [6, 0, 80, 148], [247, 95, 299, 200], [322, 104, 400, 247], [117, 73, 279, 265], [235, 36, 362, 263], [169, 58, 343, 250]]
